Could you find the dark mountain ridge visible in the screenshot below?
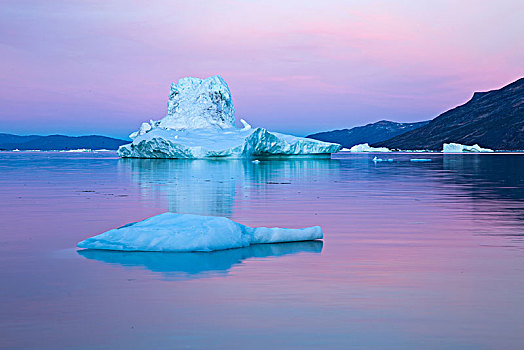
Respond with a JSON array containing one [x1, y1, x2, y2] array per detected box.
[[307, 120, 429, 148], [374, 77, 524, 150], [0, 133, 128, 151]]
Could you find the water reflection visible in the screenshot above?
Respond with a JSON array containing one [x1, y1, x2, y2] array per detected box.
[[77, 240, 323, 280], [118, 158, 340, 216], [443, 154, 524, 202], [117, 154, 524, 224]]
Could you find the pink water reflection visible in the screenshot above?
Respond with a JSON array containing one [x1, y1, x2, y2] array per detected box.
[[1, 152, 523, 349]]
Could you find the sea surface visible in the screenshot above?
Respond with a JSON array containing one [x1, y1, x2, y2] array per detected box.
[[1, 152, 524, 350]]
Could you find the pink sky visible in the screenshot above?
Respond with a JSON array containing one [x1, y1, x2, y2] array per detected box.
[[1, 0, 523, 138]]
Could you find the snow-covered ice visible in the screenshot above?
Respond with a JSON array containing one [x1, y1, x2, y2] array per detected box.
[[119, 127, 340, 159], [350, 143, 391, 152], [118, 75, 340, 159], [77, 213, 323, 252], [442, 143, 494, 153]]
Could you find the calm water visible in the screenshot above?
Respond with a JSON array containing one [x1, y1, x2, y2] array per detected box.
[[1, 152, 524, 349]]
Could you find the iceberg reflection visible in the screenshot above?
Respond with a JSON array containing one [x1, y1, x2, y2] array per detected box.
[[118, 158, 340, 216], [77, 240, 323, 280]]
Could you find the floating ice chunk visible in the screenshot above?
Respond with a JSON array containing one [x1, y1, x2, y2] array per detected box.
[[410, 158, 432, 162], [442, 143, 494, 153], [350, 143, 391, 152], [252, 159, 260, 164], [118, 75, 340, 159], [77, 213, 323, 252], [372, 156, 393, 162], [59, 149, 93, 153]]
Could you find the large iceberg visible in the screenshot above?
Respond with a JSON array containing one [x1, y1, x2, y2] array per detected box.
[[118, 75, 340, 158], [442, 143, 494, 153], [77, 213, 323, 252], [349, 143, 391, 152]]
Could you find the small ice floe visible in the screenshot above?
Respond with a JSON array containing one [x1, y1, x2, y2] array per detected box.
[[350, 143, 391, 152], [77, 213, 323, 252], [60, 149, 93, 153], [442, 143, 494, 153], [252, 159, 261, 164], [410, 159, 432, 162], [372, 156, 393, 163]]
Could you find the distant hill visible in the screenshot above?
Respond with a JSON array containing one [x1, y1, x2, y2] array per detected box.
[[0, 133, 128, 151], [374, 77, 524, 150], [307, 120, 429, 148]]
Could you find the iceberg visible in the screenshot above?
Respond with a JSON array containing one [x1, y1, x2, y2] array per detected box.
[[118, 75, 340, 159], [59, 149, 93, 153], [442, 143, 494, 153], [349, 143, 391, 152], [77, 213, 323, 252]]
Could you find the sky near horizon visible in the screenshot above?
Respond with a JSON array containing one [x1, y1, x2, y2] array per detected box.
[[1, 0, 523, 138]]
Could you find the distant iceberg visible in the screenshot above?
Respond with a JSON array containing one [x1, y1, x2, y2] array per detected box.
[[442, 143, 494, 153], [118, 75, 340, 159], [372, 156, 393, 162], [349, 143, 391, 152], [77, 213, 323, 252], [59, 148, 93, 153]]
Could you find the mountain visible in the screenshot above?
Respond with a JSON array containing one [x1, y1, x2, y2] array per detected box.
[[0, 134, 128, 151], [374, 77, 524, 150], [306, 120, 429, 148]]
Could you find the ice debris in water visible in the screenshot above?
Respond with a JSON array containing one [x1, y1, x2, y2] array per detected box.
[[118, 75, 340, 159], [350, 143, 391, 152], [442, 143, 494, 153], [77, 213, 323, 252], [372, 156, 393, 162], [410, 159, 432, 162]]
